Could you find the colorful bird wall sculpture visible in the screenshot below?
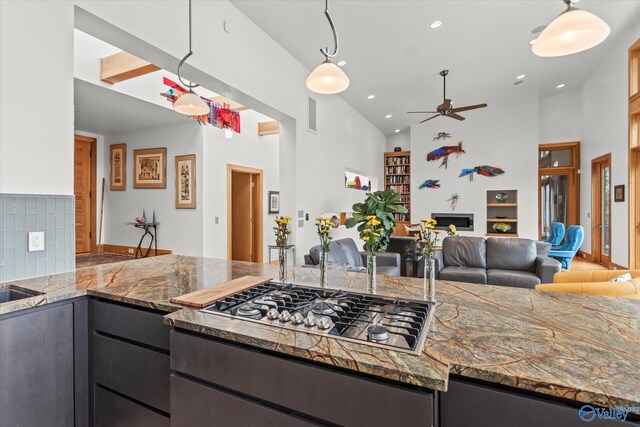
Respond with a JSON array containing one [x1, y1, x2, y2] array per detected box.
[[419, 179, 441, 189], [426, 142, 465, 169], [433, 132, 451, 141], [458, 165, 505, 181]]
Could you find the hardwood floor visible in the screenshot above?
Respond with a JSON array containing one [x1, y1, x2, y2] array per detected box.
[[570, 258, 609, 271]]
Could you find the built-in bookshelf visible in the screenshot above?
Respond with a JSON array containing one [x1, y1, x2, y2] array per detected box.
[[486, 190, 518, 237], [384, 151, 411, 223]]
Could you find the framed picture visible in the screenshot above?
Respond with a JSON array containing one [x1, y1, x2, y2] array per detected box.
[[268, 191, 280, 214], [109, 144, 126, 191], [614, 185, 625, 202], [175, 154, 196, 209], [133, 147, 167, 189]]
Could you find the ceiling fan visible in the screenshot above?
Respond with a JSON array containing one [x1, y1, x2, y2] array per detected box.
[[408, 70, 487, 123]]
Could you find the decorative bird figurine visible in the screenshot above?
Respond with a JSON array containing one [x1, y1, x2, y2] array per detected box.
[[459, 165, 505, 181], [419, 179, 441, 189], [433, 132, 451, 141], [426, 142, 465, 169], [447, 193, 460, 211]]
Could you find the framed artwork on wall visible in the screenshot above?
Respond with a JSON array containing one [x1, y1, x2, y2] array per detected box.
[[344, 169, 372, 191], [109, 143, 126, 191], [268, 191, 280, 214], [175, 154, 196, 209], [614, 185, 625, 202], [133, 147, 167, 189]]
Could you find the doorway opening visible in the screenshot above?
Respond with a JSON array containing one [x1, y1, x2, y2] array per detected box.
[[538, 142, 580, 240], [74, 135, 97, 254], [227, 164, 263, 263], [591, 153, 612, 266], [629, 38, 640, 269]]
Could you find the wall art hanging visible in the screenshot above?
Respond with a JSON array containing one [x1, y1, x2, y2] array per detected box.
[[433, 132, 451, 141], [419, 179, 441, 189], [614, 185, 625, 202], [161, 77, 241, 134], [109, 143, 126, 191], [268, 191, 280, 214], [459, 165, 504, 181], [345, 169, 372, 191], [447, 193, 460, 210], [134, 147, 167, 189], [175, 154, 196, 209], [426, 141, 465, 169]]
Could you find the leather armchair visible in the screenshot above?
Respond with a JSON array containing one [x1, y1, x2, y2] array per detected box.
[[536, 270, 640, 299]]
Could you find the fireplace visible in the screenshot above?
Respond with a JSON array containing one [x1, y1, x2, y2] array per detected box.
[[431, 213, 474, 231]]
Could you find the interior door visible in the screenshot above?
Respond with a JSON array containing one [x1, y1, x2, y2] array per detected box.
[[634, 149, 640, 268], [231, 171, 254, 262], [74, 136, 95, 254], [592, 154, 612, 266]]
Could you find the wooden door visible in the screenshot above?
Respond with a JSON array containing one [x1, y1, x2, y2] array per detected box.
[[74, 135, 96, 254], [231, 172, 253, 262], [632, 149, 640, 268], [591, 154, 612, 266]]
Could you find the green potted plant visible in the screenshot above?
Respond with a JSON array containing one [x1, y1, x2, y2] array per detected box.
[[345, 189, 408, 289]]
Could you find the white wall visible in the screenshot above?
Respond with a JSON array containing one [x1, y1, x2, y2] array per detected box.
[[0, 1, 75, 195], [103, 122, 204, 256], [539, 89, 583, 144], [410, 92, 540, 239], [579, 22, 640, 267], [386, 130, 410, 153]]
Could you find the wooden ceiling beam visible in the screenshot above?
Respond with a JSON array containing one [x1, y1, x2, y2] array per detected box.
[[100, 51, 160, 84], [208, 95, 249, 112], [258, 121, 279, 136]]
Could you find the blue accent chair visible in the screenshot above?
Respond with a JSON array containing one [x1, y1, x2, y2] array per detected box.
[[549, 225, 584, 269], [546, 221, 565, 248]]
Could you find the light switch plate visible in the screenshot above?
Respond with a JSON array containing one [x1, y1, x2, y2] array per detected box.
[[28, 231, 45, 252]]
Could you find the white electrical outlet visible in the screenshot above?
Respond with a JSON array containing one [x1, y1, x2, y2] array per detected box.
[[28, 231, 45, 252]]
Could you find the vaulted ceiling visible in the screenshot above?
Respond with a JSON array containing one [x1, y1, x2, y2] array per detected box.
[[232, 0, 640, 135]]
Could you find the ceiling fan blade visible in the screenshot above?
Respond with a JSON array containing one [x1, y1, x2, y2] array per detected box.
[[450, 103, 488, 113], [442, 99, 452, 110], [447, 112, 466, 121], [407, 111, 439, 114], [420, 114, 441, 124]]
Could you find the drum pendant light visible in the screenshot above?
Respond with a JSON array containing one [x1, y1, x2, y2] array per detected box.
[[533, 0, 610, 57], [306, 0, 350, 94], [173, 0, 209, 115]]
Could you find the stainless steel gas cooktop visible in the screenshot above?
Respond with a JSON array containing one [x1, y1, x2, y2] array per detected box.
[[200, 281, 434, 355]]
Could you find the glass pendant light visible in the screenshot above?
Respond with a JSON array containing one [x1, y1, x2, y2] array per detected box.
[[533, 0, 610, 57], [306, 0, 350, 94], [173, 0, 209, 115]]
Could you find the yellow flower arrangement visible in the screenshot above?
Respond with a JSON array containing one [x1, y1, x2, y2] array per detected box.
[[315, 217, 333, 253], [273, 216, 292, 247], [418, 218, 457, 259]]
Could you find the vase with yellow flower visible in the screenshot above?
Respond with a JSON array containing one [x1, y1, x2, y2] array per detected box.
[[273, 216, 292, 283], [418, 219, 457, 301], [315, 217, 333, 286]]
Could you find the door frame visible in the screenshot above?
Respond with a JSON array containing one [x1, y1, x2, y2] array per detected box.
[[227, 164, 263, 263], [538, 142, 580, 240], [591, 153, 612, 266], [74, 134, 97, 253], [629, 38, 640, 269]]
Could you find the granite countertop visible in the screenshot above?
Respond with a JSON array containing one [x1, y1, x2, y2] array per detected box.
[[1, 254, 638, 411]]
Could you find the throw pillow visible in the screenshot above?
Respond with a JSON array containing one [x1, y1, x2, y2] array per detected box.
[[609, 273, 632, 282]]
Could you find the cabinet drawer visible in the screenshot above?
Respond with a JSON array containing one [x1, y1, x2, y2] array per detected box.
[[171, 330, 434, 427], [94, 333, 170, 413], [171, 374, 319, 427], [91, 299, 170, 350], [95, 386, 169, 427]]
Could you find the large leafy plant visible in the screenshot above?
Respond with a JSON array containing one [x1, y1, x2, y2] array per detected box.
[[345, 189, 408, 253]]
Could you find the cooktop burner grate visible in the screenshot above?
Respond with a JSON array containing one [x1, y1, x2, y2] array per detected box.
[[201, 282, 434, 355]]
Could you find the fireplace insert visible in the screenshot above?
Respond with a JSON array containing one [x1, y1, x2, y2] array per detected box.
[[431, 213, 474, 231]]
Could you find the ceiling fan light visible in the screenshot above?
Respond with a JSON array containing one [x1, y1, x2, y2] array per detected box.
[[306, 59, 350, 94], [173, 89, 209, 116], [532, 7, 610, 57]]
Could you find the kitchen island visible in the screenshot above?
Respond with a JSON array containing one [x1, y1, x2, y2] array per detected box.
[[0, 254, 638, 426]]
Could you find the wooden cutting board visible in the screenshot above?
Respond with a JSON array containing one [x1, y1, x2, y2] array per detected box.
[[170, 276, 272, 308]]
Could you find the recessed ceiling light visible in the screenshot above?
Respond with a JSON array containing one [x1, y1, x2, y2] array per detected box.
[[367, 94, 375, 100], [430, 20, 442, 29], [385, 114, 392, 118], [516, 74, 526, 80], [395, 129, 401, 133], [530, 39, 537, 45], [337, 60, 347, 67], [557, 83, 566, 89]]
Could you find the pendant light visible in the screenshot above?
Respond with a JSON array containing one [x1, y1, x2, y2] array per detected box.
[[173, 0, 209, 115], [306, 0, 350, 94], [532, 0, 610, 57]]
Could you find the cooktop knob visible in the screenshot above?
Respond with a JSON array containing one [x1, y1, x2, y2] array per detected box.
[[278, 310, 291, 322], [266, 308, 279, 320], [303, 314, 317, 327], [291, 312, 305, 325], [317, 316, 333, 330]]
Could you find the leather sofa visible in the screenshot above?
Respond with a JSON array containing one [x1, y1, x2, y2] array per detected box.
[[303, 238, 401, 276], [433, 236, 561, 288], [536, 270, 640, 299]]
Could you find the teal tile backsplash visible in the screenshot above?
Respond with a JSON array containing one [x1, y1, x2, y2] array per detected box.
[[0, 194, 75, 282]]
